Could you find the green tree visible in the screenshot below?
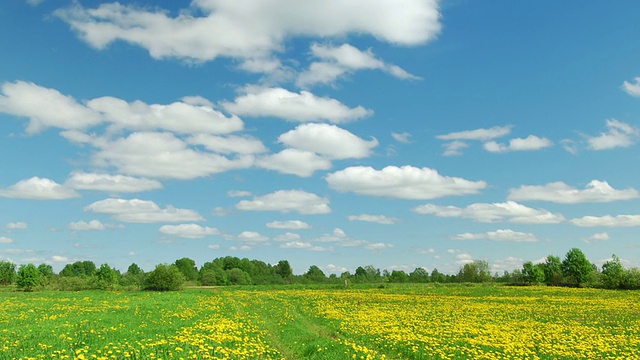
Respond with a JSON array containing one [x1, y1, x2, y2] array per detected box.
[[37, 263, 54, 287], [409, 267, 430, 283], [0, 261, 17, 285], [601, 254, 625, 289], [430, 268, 445, 283], [174, 257, 198, 282], [274, 260, 293, 281], [388, 270, 409, 283], [226, 268, 252, 285], [95, 263, 119, 290], [304, 265, 326, 283], [562, 248, 594, 287], [541, 255, 563, 286], [522, 261, 545, 285], [17, 264, 40, 291], [458, 260, 492, 283], [144, 264, 185, 291], [127, 263, 143, 276]]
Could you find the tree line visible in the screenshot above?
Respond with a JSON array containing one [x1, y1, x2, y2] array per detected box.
[[0, 248, 638, 291]]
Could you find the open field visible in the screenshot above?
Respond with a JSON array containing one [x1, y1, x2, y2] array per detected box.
[[1, 284, 639, 359]]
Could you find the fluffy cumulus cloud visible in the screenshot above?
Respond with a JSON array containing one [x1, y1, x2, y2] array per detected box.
[[570, 215, 640, 227], [5, 222, 28, 230], [235, 190, 331, 214], [85, 198, 205, 223], [391, 132, 412, 144], [65, 172, 162, 193], [436, 125, 512, 156], [297, 43, 419, 87], [326, 165, 486, 200], [0, 81, 102, 134], [159, 224, 220, 238], [586, 120, 639, 150], [484, 135, 552, 153], [0, 177, 80, 200], [450, 229, 539, 242], [91, 132, 254, 180], [187, 134, 267, 154], [365, 242, 394, 250], [224, 231, 269, 243], [508, 180, 639, 203], [55, 0, 441, 62], [280, 241, 330, 251], [583, 232, 609, 243], [87, 96, 243, 134], [622, 77, 640, 97], [68, 220, 105, 231], [0, 237, 14, 244], [273, 232, 301, 242], [256, 149, 332, 177], [221, 87, 372, 123], [278, 123, 378, 160], [347, 214, 399, 225], [266, 220, 311, 229], [414, 201, 564, 224]]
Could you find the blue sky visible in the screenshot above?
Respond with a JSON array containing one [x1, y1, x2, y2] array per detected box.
[[1, 0, 640, 275]]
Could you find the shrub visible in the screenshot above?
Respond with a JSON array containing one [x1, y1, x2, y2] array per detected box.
[[144, 264, 185, 291]]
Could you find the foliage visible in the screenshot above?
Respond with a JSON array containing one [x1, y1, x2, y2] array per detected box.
[[0, 260, 16, 286], [174, 257, 198, 282], [601, 254, 625, 289], [522, 261, 545, 285], [304, 265, 327, 283], [143, 264, 185, 291], [458, 260, 492, 283], [409, 267, 430, 283], [274, 260, 293, 281], [95, 263, 119, 290], [16, 263, 40, 291], [562, 248, 594, 287], [126, 263, 143, 275], [60, 261, 97, 277], [541, 255, 563, 286], [388, 270, 409, 283]]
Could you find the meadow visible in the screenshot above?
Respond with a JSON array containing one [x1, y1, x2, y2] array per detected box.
[[1, 284, 639, 359]]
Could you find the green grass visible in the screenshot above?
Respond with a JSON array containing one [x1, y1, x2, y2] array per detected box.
[[1, 285, 639, 359]]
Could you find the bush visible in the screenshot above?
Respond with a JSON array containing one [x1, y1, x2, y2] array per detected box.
[[144, 264, 185, 291], [17, 264, 40, 291]]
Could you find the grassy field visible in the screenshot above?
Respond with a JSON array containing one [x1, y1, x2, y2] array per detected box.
[[1, 284, 639, 359]]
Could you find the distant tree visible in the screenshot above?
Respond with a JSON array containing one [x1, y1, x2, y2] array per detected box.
[[304, 265, 326, 283], [388, 270, 409, 283], [95, 263, 119, 290], [541, 255, 563, 286], [144, 264, 185, 291], [562, 248, 594, 287], [522, 261, 545, 285], [37, 263, 54, 286], [60, 261, 97, 277], [226, 268, 252, 285], [409, 267, 430, 283], [17, 264, 40, 291], [601, 255, 625, 289], [199, 262, 228, 286], [174, 257, 198, 282], [0, 261, 17, 285], [458, 260, 492, 283], [430, 268, 445, 283], [622, 268, 640, 290], [274, 260, 293, 281], [127, 263, 143, 276]]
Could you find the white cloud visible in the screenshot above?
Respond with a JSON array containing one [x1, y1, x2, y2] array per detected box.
[[442, 141, 469, 156], [68, 220, 105, 231], [85, 198, 205, 223], [227, 190, 252, 198], [492, 256, 525, 272], [87, 96, 243, 135], [186, 134, 267, 154], [159, 224, 220, 238], [451, 229, 538, 242], [414, 201, 564, 224], [326, 165, 486, 200], [0, 81, 102, 134], [508, 180, 639, 203], [583, 232, 609, 244], [207, 244, 221, 250], [0, 237, 14, 244], [273, 232, 302, 242], [436, 126, 512, 141], [56, 0, 441, 62], [5, 222, 28, 230], [280, 241, 331, 251], [586, 119, 639, 150], [92, 132, 254, 180], [622, 77, 640, 97], [65, 172, 162, 193], [484, 135, 552, 153], [297, 43, 419, 87], [347, 214, 399, 225], [324, 264, 348, 274], [257, 149, 332, 177], [0, 177, 80, 200], [51, 255, 69, 262], [236, 190, 331, 214], [455, 253, 474, 265], [222, 87, 372, 123], [278, 123, 378, 160], [225, 231, 269, 243], [391, 132, 412, 144], [570, 215, 640, 227], [365, 242, 394, 250], [266, 220, 311, 229]]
